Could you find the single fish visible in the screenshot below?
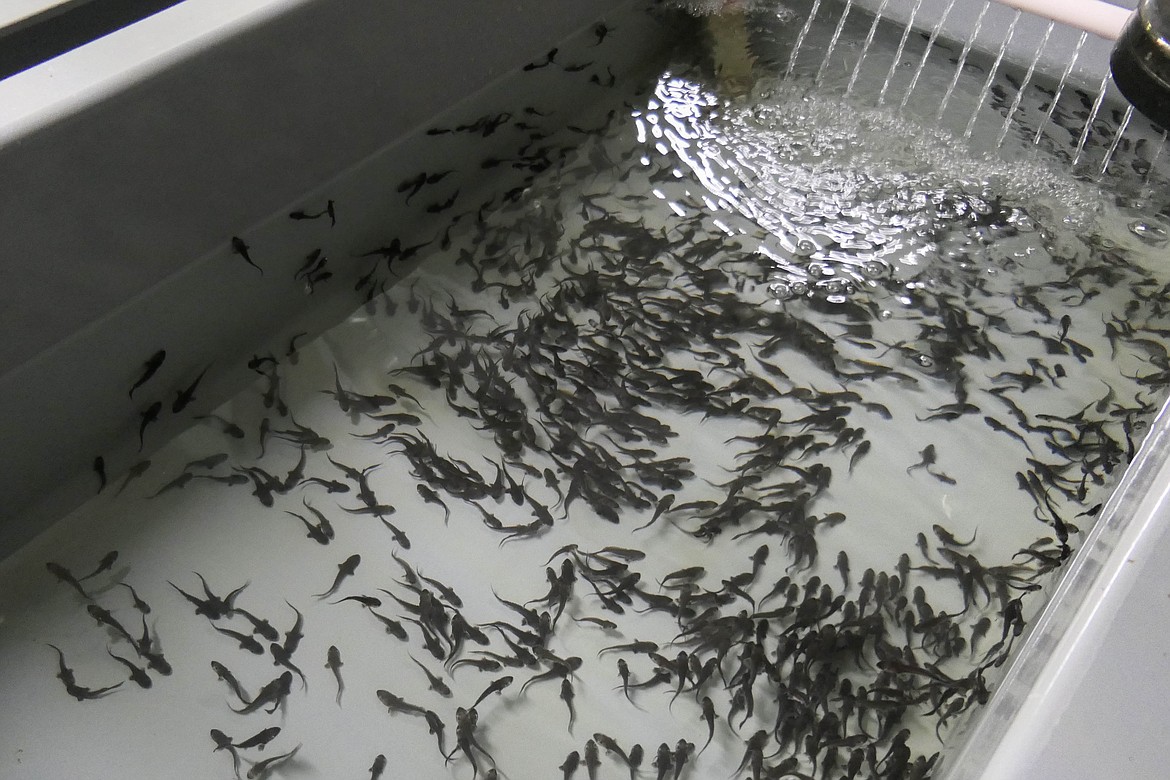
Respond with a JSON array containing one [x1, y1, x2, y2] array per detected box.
[[118, 582, 151, 614], [231, 237, 263, 275], [698, 696, 717, 754], [468, 675, 513, 711], [326, 645, 344, 705], [212, 660, 250, 704], [213, 624, 264, 655], [45, 562, 89, 600], [234, 726, 281, 751], [113, 459, 152, 496], [129, 350, 166, 398], [210, 729, 243, 779], [376, 688, 429, 717], [315, 554, 361, 599], [410, 655, 452, 697], [584, 739, 600, 780], [235, 608, 280, 642], [653, 743, 672, 780], [417, 484, 451, 523], [628, 745, 644, 780], [79, 551, 119, 581], [561, 678, 576, 732], [86, 604, 136, 645], [246, 744, 299, 779], [269, 642, 308, 690], [64, 677, 123, 701], [560, 750, 581, 780], [138, 401, 163, 451], [369, 754, 387, 780], [107, 648, 151, 688], [172, 365, 211, 413], [94, 456, 107, 492]]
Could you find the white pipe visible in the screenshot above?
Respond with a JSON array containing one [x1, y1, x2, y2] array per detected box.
[[989, 0, 1131, 41]]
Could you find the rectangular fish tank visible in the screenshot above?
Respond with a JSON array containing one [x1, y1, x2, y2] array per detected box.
[[1, 0, 1168, 778]]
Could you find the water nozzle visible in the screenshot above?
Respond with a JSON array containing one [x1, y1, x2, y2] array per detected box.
[[1111, 0, 1170, 129]]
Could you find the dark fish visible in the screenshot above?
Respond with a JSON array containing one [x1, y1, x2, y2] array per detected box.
[[214, 624, 265, 655], [561, 677, 575, 731], [173, 365, 211, 413], [113, 459, 152, 496], [79, 551, 118, 581], [411, 655, 452, 697], [129, 350, 166, 398], [138, 401, 162, 451], [332, 594, 381, 607], [231, 237, 263, 275], [326, 645, 344, 705], [282, 603, 305, 655], [523, 48, 558, 71], [417, 484, 451, 523], [286, 506, 332, 545], [836, 551, 851, 591], [269, 642, 308, 690], [107, 648, 152, 688], [93, 456, 107, 492], [231, 671, 293, 715], [560, 750, 581, 780], [579, 742, 599, 780], [246, 744, 299, 779], [210, 730, 243, 779], [45, 562, 89, 599], [368, 609, 409, 640], [47, 643, 77, 686], [370, 754, 387, 780], [86, 604, 136, 645], [169, 574, 246, 620], [212, 660, 250, 703], [234, 726, 281, 750], [119, 582, 151, 614], [315, 554, 361, 599], [634, 494, 675, 532], [653, 743, 672, 780], [135, 615, 172, 675], [672, 740, 693, 780], [196, 414, 246, 438], [573, 616, 618, 630], [425, 191, 460, 214], [698, 696, 716, 754], [376, 688, 429, 717], [235, 608, 280, 642], [628, 745, 644, 780], [848, 440, 871, 473], [907, 444, 936, 473], [469, 675, 513, 711]]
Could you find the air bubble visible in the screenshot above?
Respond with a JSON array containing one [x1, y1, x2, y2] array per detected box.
[[1129, 220, 1169, 245], [769, 281, 795, 301]]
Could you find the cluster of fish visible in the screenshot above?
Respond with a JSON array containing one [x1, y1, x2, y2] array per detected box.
[[43, 551, 171, 699], [41, 10, 1170, 780]]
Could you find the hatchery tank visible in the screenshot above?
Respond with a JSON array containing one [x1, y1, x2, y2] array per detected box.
[[1, 0, 1169, 779]]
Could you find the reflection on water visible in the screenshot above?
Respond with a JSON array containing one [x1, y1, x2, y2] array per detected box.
[[2, 3, 1170, 779]]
